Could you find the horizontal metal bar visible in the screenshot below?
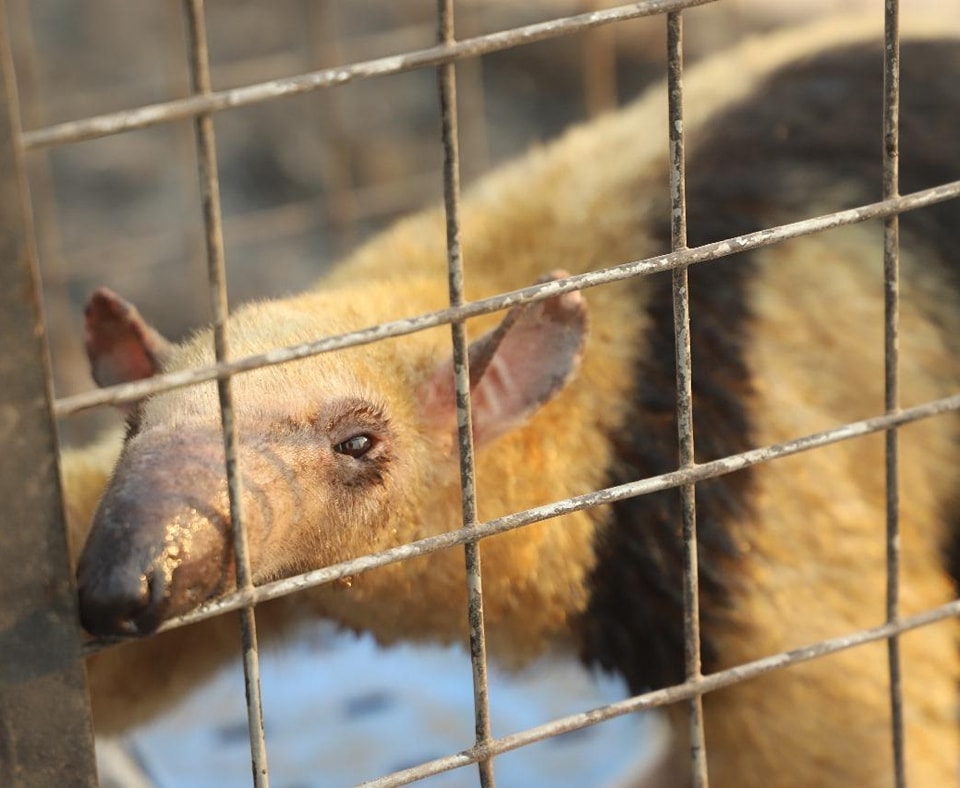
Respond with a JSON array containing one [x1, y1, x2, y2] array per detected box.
[[54, 179, 960, 417], [83, 390, 960, 656], [360, 598, 960, 787], [21, 0, 717, 150]]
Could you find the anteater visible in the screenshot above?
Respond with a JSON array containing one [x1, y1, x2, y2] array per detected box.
[[64, 15, 960, 786]]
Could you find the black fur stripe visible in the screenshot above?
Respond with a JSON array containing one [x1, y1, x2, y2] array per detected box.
[[580, 40, 960, 694]]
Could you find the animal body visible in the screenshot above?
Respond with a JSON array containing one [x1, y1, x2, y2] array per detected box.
[[63, 15, 960, 787]]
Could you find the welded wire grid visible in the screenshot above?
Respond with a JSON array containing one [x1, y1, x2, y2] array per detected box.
[[2, 0, 956, 785]]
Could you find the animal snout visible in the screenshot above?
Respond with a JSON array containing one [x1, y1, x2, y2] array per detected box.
[[76, 503, 233, 638], [77, 559, 168, 637], [76, 428, 238, 637]]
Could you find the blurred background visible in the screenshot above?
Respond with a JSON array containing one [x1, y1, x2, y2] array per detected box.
[[6, 1, 939, 785], [12, 0, 864, 446]]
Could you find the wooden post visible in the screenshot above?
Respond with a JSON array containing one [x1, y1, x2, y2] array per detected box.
[[0, 3, 98, 784]]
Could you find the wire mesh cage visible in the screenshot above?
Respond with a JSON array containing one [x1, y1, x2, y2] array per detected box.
[[2, 1, 959, 786]]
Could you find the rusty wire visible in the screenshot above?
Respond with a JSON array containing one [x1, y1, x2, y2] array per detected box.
[[435, 0, 496, 784], [181, 1, 270, 784], [356, 597, 960, 787], [881, 1, 905, 784], [81, 389, 960, 657], [90, 385, 960, 787], [52, 178, 960, 419], [6, 1, 957, 785], [665, 10, 709, 786], [20, 0, 718, 150]]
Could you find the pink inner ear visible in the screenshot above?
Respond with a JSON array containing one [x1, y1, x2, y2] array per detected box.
[[421, 271, 588, 447], [85, 287, 171, 389]]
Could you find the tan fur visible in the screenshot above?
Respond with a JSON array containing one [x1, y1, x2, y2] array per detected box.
[[696, 227, 960, 786], [64, 13, 960, 785], [61, 435, 311, 732]]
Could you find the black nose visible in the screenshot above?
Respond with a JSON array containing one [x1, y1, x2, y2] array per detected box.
[[77, 562, 167, 637]]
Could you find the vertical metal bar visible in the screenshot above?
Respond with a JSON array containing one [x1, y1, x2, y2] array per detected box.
[[666, 11, 709, 787], [881, 2, 905, 785], [436, 2, 496, 786], [181, 2, 270, 786], [0, 1, 98, 783]]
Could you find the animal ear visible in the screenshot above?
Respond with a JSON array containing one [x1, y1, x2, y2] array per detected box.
[[84, 287, 172, 390], [421, 271, 588, 447]]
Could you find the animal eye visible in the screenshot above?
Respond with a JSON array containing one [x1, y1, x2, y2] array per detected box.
[[334, 434, 374, 458]]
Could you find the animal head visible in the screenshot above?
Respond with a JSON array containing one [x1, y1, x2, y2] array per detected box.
[[75, 275, 588, 638]]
